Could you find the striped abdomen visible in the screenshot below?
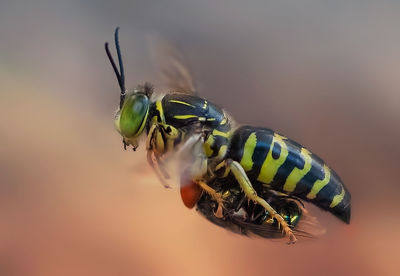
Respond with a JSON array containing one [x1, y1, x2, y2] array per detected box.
[[227, 126, 351, 223]]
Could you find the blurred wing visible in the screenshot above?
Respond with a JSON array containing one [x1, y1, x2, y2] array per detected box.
[[150, 133, 204, 189], [148, 36, 197, 94], [290, 204, 327, 239], [231, 209, 326, 241], [230, 217, 314, 240]]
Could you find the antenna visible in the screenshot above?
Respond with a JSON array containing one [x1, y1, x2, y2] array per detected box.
[[105, 27, 126, 109]]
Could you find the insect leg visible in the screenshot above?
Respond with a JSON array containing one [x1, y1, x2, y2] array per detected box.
[[195, 179, 225, 218], [146, 123, 157, 150], [145, 123, 174, 188], [146, 150, 171, 188], [235, 193, 246, 212], [226, 159, 297, 244]]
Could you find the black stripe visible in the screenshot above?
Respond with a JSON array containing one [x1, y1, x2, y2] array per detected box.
[[228, 127, 251, 162], [162, 93, 227, 129], [216, 123, 231, 133], [314, 169, 344, 208], [313, 177, 339, 209], [292, 155, 324, 197], [271, 142, 281, 159], [331, 186, 351, 223], [159, 128, 169, 152], [210, 136, 228, 158], [249, 128, 274, 182], [270, 144, 303, 190]]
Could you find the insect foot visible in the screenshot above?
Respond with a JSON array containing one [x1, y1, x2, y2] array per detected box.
[[286, 230, 297, 245], [212, 192, 225, 218]]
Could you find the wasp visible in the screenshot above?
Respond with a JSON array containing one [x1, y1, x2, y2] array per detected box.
[[105, 28, 351, 244]]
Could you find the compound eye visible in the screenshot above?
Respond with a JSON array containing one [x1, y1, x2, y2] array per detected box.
[[165, 126, 172, 134], [119, 94, 149, 137]]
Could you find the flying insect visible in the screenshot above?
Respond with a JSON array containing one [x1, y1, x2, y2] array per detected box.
[[105, 28, 351, 244]]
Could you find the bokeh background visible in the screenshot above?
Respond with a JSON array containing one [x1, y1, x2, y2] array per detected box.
[[1, 1, 399, 275]]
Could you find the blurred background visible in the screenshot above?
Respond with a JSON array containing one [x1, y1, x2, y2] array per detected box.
[[1, 0, 399, 275]]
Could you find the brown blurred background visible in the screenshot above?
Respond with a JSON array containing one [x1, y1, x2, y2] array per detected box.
[[1, 1, 399, 275]]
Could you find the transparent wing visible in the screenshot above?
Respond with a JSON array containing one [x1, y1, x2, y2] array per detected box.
[[232, 207, 326, 241], [292, 205, 326, 239], [148, 36, 197, 94], [147, 130, 205, 189]]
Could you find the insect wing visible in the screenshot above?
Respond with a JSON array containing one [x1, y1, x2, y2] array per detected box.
[[148, 36, 197, 94], [150, 133, 206, 190], [229, 207, 326, 241]]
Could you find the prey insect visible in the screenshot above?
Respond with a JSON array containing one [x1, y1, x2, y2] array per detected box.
[[195, 176, 316, 240], [105, 28, 351, 244]]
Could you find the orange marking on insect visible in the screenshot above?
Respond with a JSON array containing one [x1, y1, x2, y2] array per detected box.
[[180, 180, 203, 209]]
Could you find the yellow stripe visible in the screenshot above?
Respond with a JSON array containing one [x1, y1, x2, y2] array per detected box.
[[204, 135, 214, 157], [257, 133, 288, 184], [223, 167, 230, 177], [330, 187, 345, 208], [240, 132, 257, 171], [212, 129, 230, 138], [283, 148, 312, 192], [166, 137, 175, 151], [206, 118, 216, 121], [173, 114, 198, 120], [215, 161, 225, 171], [155, 131, 164, 153], [306, 165, 331, 199], [218, 145, 227, 159], [274, 133, 288, 140], [203, 100, 208, 109], [220, 117, 227, 125], [169, 100, 195, 107], [156, 100, 165, 123], [136, 107, 149, 136]]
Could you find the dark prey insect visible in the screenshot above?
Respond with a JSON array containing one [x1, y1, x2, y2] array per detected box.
[[105, 28, 351, 244]]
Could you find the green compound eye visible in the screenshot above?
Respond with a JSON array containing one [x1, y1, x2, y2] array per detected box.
[[118, 93, 149, 138]]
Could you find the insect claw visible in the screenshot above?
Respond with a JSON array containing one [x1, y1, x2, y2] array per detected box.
[[287, 233, 297, 245], [214, 203, 224, 218]]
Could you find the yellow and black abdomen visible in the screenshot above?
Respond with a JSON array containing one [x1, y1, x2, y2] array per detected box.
[[227, 126, 351, 223]]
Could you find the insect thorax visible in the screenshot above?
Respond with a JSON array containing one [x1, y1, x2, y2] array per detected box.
[[147, 93, 233, 162]]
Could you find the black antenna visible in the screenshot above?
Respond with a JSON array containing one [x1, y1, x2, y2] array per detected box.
[[105, 27, 126, 109]]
